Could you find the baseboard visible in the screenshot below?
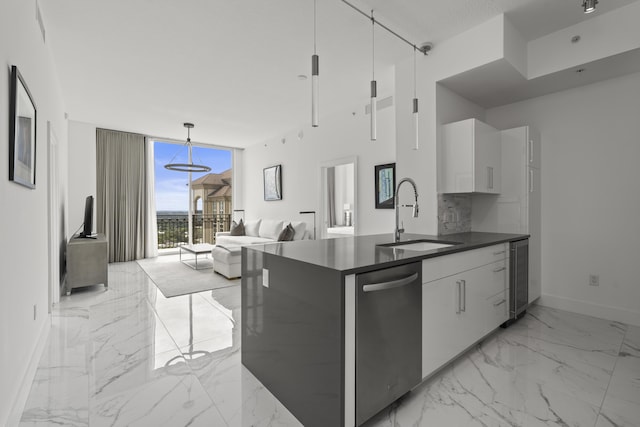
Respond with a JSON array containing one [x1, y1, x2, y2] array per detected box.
[[6, 314, 51, 427], [537, 294, 640, 327]]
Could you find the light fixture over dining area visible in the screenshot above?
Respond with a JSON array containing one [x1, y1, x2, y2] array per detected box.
[[164, 123, 211, 173]]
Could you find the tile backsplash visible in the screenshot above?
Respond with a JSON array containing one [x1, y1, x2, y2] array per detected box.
[[438, 194, 471, 235]]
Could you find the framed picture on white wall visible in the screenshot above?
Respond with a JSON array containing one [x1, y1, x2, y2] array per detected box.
[[374, 163, 395, 209], [9, 65, 37, 189], [264, 164, 282, 201]]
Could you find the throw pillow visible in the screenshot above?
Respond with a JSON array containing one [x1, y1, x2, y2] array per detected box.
[[229, 219, 245, 236], [277, 223, 295, 241], [244, 219, 262, 237]]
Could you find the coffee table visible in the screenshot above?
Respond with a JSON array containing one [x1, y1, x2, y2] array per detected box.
[[179, 243, 215, 270]]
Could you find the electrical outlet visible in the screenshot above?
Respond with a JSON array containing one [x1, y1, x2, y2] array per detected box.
[[589, 274, 599, 287], [33, 304, 37, 320], [262, 268, 269, 288]]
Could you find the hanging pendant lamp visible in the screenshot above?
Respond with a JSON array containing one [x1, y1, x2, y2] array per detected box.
[[311, 0, 319, 127], [370, 10, 377, 141], [164, 123, 211, 173]]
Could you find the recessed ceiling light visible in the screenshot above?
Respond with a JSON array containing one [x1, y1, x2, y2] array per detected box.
[[297, 74, 308, 80], [582, 0, 598, 14]]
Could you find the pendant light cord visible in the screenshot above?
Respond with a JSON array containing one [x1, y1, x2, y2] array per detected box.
[[413, 46, 417, 98], [314, 0, 317, 54], [371, 10, 375, 80]]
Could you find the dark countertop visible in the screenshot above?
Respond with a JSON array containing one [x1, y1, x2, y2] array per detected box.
[[244, 231, 528, 275]]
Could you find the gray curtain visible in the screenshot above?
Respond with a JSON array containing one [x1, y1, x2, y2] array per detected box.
[[96, 129, 148, 262], [327, 167, 336, 227]]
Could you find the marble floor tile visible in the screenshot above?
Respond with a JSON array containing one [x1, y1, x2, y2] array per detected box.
[[90, 373, 226, 427], [152, 292, 237, 349], [19, 260, 640, 427], [595, 395, 640, 427]]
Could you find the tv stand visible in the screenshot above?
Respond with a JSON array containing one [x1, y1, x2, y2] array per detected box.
[[66, 233, 108, 295]]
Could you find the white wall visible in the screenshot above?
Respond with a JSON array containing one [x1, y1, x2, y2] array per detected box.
[[486, 71, 640, 326], [242, 102, 396, 236], [68, 121, 97, 233], [0, 0, 68, 424]]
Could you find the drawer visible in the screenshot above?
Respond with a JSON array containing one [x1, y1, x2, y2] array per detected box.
[[488, 291, 509, 327], [485, 259, 508, 297], [422, 243, 508, 284]]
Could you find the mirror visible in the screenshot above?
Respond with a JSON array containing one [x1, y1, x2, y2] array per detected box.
[[319, 157, 357, 239]]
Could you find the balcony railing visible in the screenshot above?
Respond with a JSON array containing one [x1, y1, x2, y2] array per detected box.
[[157, 214, 231, 249]]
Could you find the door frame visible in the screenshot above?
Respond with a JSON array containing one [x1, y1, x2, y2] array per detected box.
[[318, 156, 358, 239], [47, 122, 61, 311]]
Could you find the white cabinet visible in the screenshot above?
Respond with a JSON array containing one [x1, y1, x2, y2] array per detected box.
[[440, 118, 501, 194], [471, 126, 541, 303], [421, 245, 508, 378]]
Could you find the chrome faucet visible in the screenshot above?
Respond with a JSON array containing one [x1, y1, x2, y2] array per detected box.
[[395, 177, 419, 242]]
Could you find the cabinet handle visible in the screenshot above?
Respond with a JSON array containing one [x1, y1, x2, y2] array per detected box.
[[487, 166, 494, 190], [529, 140, 534, 163], [529, 169, 534, 193], [493, 267, 506, 273], [362, 272, 418, 292], [493, 299, 506, 307], [493, 250, 506, 256], [456, 281, 461, 314], [461, 279, 466, 312]]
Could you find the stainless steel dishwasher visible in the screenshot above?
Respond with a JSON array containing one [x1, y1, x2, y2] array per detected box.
[[356, 261, 422, 426]]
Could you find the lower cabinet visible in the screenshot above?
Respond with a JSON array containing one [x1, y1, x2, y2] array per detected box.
[[422, 248, 509, 378]]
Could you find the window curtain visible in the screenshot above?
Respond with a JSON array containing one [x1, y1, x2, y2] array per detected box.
[[96, 129, 151, 262], [145, 138, 158, 258]]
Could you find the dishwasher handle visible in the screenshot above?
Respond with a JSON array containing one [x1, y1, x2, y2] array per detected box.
[[362, 272, 419, 293]]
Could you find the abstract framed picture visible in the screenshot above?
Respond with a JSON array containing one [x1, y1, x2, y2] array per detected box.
[[374, 163, 395, 209], [263, 164, 282, 201], [9, 65, 37, 189]]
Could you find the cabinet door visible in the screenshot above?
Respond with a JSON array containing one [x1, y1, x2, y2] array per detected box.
[[474, 120, 501, 194], [441, 119, 474, 193], [527, 127, 541, 169], [422, 276, 468, 378]]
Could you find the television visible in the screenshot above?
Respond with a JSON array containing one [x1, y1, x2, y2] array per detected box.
[[78, 195, 94, 238]]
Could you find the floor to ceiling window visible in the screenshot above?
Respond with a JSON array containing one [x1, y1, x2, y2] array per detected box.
[[153, 140, 233, 252]]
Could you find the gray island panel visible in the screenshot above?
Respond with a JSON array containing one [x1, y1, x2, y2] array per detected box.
[[242, 247, 345, 427]]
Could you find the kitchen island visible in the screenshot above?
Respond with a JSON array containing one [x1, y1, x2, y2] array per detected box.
[[241, 232, 528, 427]]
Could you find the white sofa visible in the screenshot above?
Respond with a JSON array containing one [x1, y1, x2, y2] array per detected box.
[[212, 219, 309, 278]]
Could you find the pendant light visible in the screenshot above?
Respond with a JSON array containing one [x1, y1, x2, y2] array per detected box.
[[583, 0, 598, 13], [164, 123, 212, 173], [311, 0, 319, 127], [370, 10, 377, 141], [412, 46, 419, 150]]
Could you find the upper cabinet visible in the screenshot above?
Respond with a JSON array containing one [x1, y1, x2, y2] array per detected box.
[[440, 118, 501, 194]]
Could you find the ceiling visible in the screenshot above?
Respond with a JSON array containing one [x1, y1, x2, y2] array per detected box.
[[40, 0, 637, 148]]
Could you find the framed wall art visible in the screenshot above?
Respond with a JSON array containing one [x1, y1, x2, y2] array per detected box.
[[263, 164, 282, 201], [9, 65, 37, 189], [374, 163, 395, 209]]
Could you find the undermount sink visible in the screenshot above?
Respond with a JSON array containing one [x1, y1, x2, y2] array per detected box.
[[378, 239, 460, 251]]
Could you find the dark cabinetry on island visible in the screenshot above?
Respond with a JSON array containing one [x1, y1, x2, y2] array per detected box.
[[241, 232, 528, 427]]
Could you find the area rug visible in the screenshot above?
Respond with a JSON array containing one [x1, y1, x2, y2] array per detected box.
[[137, 254, 239, 298]]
